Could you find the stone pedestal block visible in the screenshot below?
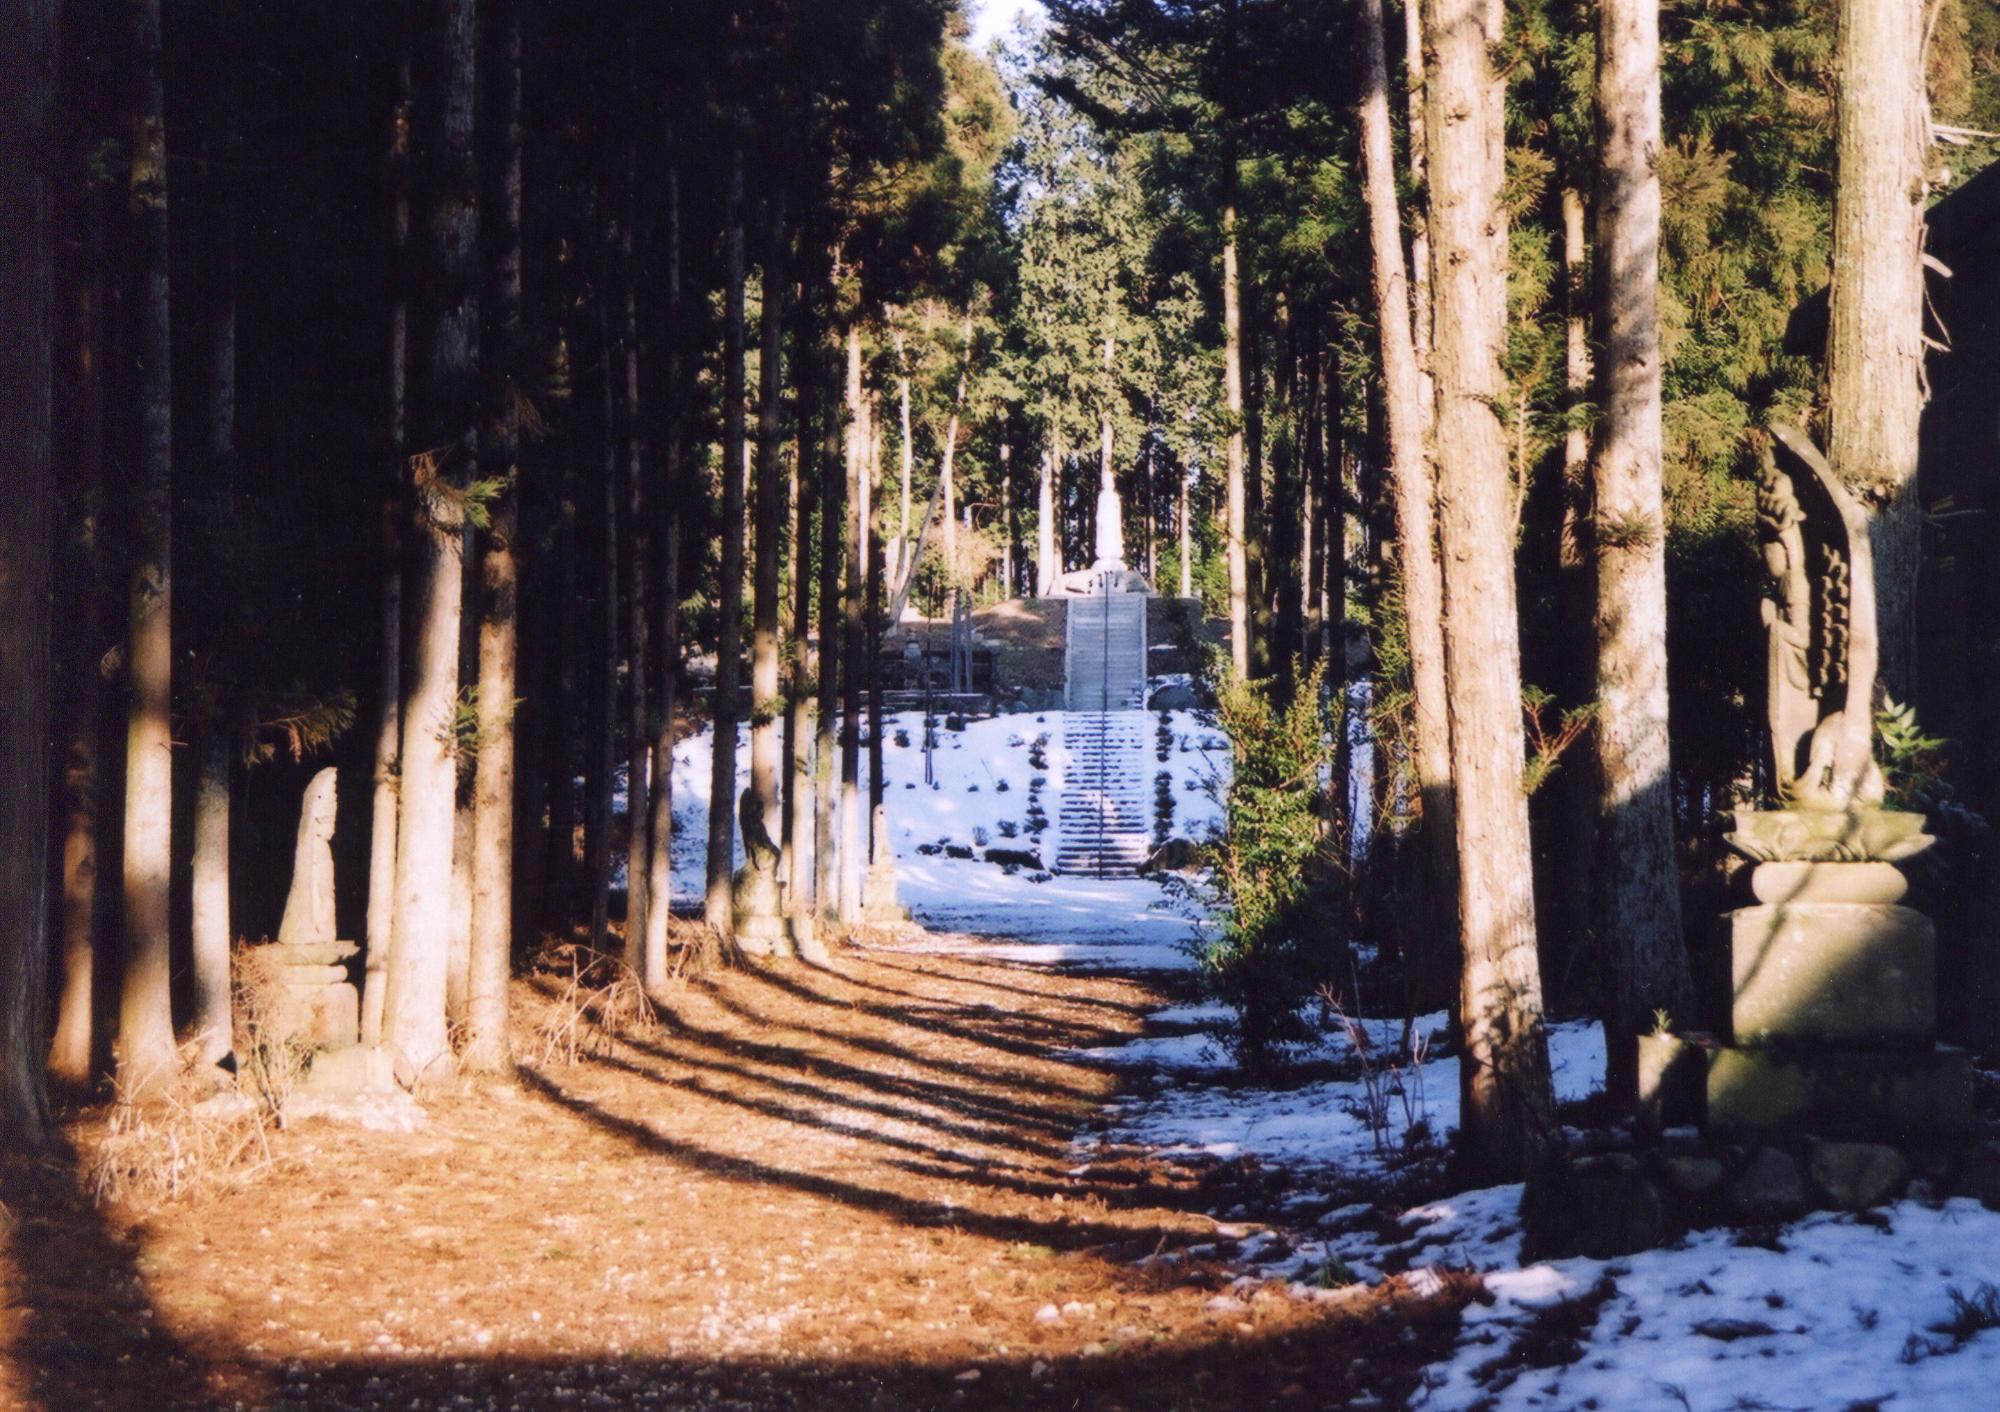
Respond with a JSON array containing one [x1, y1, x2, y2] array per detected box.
[[1717, 903, 1933, 1044], [1640, 1033, 1973, 1139], [277, 980, 360, 1048], [1706, 1044, 1972, 1139]]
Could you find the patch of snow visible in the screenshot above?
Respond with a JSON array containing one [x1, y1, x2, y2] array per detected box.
[[662, 709, 1227, 964]]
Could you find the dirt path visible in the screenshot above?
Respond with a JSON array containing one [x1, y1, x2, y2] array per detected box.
[[1, 937, 1466, 1411]]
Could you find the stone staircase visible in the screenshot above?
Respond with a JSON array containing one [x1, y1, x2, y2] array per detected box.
[[1065, 589, 1147, 711], [1058, 590, 1152, 877]]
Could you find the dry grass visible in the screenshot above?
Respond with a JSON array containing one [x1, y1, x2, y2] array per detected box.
[[524, 942, 668, 1066], [82, 1042, 276, 1208]]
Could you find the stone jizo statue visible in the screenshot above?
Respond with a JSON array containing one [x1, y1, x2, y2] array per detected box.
[[278, 766, 339, 945]]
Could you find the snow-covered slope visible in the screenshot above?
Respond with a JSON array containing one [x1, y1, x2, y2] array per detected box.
[[661, 707, 1230, 965]]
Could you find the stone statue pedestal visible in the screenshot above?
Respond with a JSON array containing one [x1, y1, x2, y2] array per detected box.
[[1642, 808, 1971, 1141], [264, 940, 361, 1049]]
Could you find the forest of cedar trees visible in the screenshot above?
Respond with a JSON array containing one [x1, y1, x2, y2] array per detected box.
[[5, 1, 2000, 1408]]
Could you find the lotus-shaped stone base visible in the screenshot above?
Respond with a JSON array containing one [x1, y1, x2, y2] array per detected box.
[[1726, 808, 1934, 864]]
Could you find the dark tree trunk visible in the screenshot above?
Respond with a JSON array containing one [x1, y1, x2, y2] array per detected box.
[[466, 0, 523, 1071], [743, 188, 789, 940], [814, 308, 844, 920], [0, 0, 60, 1146], [586, 273, 618, 955], [641, 131, 683, 984], [364, 34, 412, 1044], [704, 143, 748, 930], [618, 103, 650, 973]]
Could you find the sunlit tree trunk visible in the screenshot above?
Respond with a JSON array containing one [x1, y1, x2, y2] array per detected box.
[[1592, 0, 1692, 1091], [118, 0, 177, 1097], [784, 285, 818, 921], [189, 737, 232, 1070], [0, 0, 59, 1145], [746, 190, 789, 937], [466, 0, 522, 1072], [1359, 0, 1459, 989], [386, 0, 480, 1082], [1221, 154, 1250, 678], [1425, 0, 1554, 1179], [705, 143, 748, 931], [1827, 0, 1930, 703]]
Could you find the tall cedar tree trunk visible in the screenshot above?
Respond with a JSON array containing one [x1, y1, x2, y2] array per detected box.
[[1405, 0, 1434, 431], [1827, 0, 1929, 703], [785, 284, 817, 918], [705, 144, 748, 930], [1358, 0, 1460, 993], [747, 192, 789, 917], [118, 0, 177, 1095], [1221, 152, 1250, 678], [895, 331, 912, 586], [1036, 447, 1058, 595], [1426, 0, 1555, 1179], [191, 62, 239, 1072], [466, 0, 522, 1071], [365, 39, 413, 1044], [385, 0, 479, 1081], [1592, 0, 1693, 1090], [190, 738, 231, 1067], [586, 278, 618, 953], [942, 313, 970, 576], [815, 311, 845, 918], [50, 146, 109, 1085], [838, 329, 866, 923], [0, 0, 59, 1145], [642, 139, 683, 984], [618, 104, 650, 970], [1178, 468, 1191, 599], [1270, 298, 1301, 692], [1244, 285, 1271, 677], [867, 409, 891, 874]]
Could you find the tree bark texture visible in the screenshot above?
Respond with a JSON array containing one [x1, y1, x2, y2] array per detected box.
[[190, 737, 232, 1068], [119, 0, 178, 1097], [1425, 0, 1555, 1180], [363, 40, 411, 1045], [1359, 0, 1460, 989], [0, 0, 59, 1144], [618, 129, 650, 972], [839, 329, 866, 924], [466, 0, 522, 1072], [705, 143, 748, 930], [1222, 161, 1250, 678], [1826, 0, 1930, 704], [749, 193, 789, 862], [1591, 0, 1693, 1087], [642, 139, 684, 987], [815, 318, 845, 920], [386, 0, 479, 1081]]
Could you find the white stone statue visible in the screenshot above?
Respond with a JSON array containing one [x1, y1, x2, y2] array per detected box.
[[277, 767, 339, 945], [1093, 467, 1126, 572]]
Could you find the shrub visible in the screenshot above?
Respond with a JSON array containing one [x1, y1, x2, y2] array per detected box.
[[1192, 659, 1341, 1066]]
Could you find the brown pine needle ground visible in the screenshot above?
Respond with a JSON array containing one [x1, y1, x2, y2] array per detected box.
[[1, 937, 1471, 1411]]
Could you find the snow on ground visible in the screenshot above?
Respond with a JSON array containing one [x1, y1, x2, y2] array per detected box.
[[1406, 1195, 2000, 1411], [1079, 1015, 1605, 1177], [1082, 994, 2000, 1412], [662, 708, 1228, 965]]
